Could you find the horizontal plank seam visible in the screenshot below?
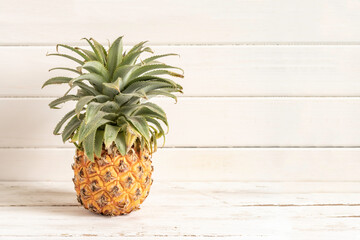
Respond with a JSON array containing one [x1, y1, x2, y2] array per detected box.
[[3, 42, 360, 47], [333, 215, 360, 218], [3, 96, 360, 99], [0, 234, 244, 238], [2, 146, 360, 149], [234, 204, 360, 207], [2, 203, 360, 208], [3, 180, 360, 183]]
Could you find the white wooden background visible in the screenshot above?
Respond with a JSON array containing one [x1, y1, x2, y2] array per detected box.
[[2, 1, 360, 239], [0, 0, 359, 182]]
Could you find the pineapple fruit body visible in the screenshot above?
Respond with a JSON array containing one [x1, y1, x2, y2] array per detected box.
[[43, 37, 183, 216], [72, 146, 153, 216]]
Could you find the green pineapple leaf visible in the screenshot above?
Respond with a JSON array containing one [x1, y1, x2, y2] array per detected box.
[[53, 109, 76, 135], [82, 61, 110, 80], [49, 95, 79, 109], [142, 53, 179, 64], [75, 96, 95, 117], [146, 89, 178, 102], [83, 130, 96, 162], [104, 124, 121, 147], [44, 37, 183, 155], [112, 65, 134, 82], [62, 116, 82, 142], [126, 64, 183, 82], [56, 44, 89, 61], [42, 77, 72, 88], [103, 77, 122, 93], [69, 73, 107, 90], [125, 116, 150, 142], [90, 38, 108, 64], [107, 36, 123, 75], [85, 102, 104, 123], [143, 69, 184, 78], [78, 111, 112, 143], [145, 116, 166, 137], [94, 130, 104, 157], [114, 131, 127, 156], [46, 53, 84, 65], [75, 47, 98, 60], [71, 81, 100, 96], [133, 102, 168, 131], [82, 38, 104, 63], [49, 67, 82, 74]]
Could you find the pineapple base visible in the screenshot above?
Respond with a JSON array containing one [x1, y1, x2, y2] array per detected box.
[[72, 146, 153, 216]]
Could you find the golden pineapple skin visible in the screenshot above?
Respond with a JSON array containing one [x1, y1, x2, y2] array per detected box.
[[72, 147, 153, 216]]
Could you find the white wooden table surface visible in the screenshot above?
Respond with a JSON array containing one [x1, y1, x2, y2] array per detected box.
[[1, 181, 360, 239]]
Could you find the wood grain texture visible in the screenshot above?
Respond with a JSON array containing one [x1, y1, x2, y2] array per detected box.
[[3, 181, 360, 206], [2, 46, 360, 97], [1, 0, 360, 45], [1, 182, 360, 239], [1, 98, 360, 147], [1, 148, 360, 181]]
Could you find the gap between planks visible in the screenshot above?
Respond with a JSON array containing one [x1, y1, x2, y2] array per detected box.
[[1, 146, 360, 149], [2, 42, 360, 47], [2, 204, 360, 208], [3, 96, 360, 99]]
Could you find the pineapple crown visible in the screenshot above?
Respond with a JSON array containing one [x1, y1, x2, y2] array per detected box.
[[42, 37, 183, 161]]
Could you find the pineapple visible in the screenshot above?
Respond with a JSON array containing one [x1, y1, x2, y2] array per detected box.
[[42, 37, 183, 216]]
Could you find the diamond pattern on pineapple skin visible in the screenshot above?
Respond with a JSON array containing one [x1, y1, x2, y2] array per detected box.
[[78, 167, 87, 182], [114, 193, 131, 209], [101, 205, 119, 216], [97, 154, 112, 168], [73, 148, 153, 216], [100, 167, 117, 183], [131, 162, 144, 179], [89, 176, 104, 193], [129, 182, 143, 201], [106, 181, 123, 198], [94, 192, 110, 208], [80, 185, 91, 200], [119, 172, 136, 189], [114, 157, 129, 174], [126, 149, 138, 163], [86, 162, 98, 176], [86, 201, 100, 214]]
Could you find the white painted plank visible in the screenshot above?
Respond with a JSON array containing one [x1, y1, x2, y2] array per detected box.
[[1, 0, 360, 44], [1, 182, 360, 239], [1, 98, 360, 147], [2, 148, 360, 181], [1, 237, 242, 240], [0, 182, 221, 207], [2, 181, 360, 207], [3, 46, 360, 97]]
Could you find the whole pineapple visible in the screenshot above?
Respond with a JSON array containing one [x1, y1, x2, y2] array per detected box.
[[42, 37, 183, 216]]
